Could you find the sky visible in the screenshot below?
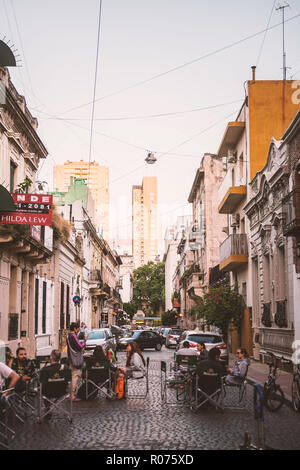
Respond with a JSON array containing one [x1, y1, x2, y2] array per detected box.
[[1, 0, 300, 255]]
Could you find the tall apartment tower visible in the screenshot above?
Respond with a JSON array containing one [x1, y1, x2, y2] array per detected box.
[[132, 176, 158, 268], [53, 160, 109, 240]]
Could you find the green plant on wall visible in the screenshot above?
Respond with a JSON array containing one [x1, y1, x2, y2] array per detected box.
[[15, 177, 33, 194]]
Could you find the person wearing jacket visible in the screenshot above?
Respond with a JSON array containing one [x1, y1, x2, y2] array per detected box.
[[225, 348, 250, 385], [67, 322, 86, 401]]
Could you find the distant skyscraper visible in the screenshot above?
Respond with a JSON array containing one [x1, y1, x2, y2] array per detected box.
[[53, 160, 109, 240], [132, 176, 158, 267]]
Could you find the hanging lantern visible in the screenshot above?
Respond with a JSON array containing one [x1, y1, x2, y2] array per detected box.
[[145, 152, 157, 164]]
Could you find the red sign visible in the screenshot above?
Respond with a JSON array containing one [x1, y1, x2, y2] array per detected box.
[[0, 212, 52, 226], [11, 193, 53, 214], [0, 193, 53, 226]]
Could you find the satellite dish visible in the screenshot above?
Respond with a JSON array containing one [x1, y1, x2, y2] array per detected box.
[[0, 39, 19, 66]]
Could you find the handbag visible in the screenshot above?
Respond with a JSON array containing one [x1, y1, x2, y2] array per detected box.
[[67, 336, 84, 369]]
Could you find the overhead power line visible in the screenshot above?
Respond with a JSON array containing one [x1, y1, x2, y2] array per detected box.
[[256, 0, 277, 67], [41, 99, 243, 122], [30, 12, 300, 118]]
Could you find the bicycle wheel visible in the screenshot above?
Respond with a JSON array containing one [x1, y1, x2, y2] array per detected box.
[[264, 384, 284, 412], [292, 378, 300, 412]]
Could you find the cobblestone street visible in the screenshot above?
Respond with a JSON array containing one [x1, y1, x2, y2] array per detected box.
[[8, 347, 300, 451]]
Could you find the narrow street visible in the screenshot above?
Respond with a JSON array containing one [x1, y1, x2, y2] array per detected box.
[[9, 347, 300, 451]]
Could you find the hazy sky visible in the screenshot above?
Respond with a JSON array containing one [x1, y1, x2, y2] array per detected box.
[[1, 0, 300, 254]]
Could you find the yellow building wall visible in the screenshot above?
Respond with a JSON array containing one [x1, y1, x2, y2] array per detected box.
[[249, 80, 300, 180]]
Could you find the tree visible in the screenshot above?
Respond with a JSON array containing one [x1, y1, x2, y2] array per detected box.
[[122, 302, 137, 320], [161, 310, 178, 326], [196, 285, 244, 343], [132, 261, 165, 315]]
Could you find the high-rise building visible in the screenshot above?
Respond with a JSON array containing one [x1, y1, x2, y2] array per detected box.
[[132, 176, 158, 268], [53, 160, 109, 240]]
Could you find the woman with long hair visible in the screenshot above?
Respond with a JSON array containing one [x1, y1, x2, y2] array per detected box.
[[92, 345, 107, 362], [125, 342, 146, 378]]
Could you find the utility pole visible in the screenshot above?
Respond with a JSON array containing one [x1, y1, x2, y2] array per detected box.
[[276, 2, 290, 81]]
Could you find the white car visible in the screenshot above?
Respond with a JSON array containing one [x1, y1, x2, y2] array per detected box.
[[84, 328, 116, 356], [177, 331, 228, 364]]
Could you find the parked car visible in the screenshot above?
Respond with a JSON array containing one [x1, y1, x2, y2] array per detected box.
[[177, 331, 228, 364], [116, 329, 134, 349], [117, 329, 164, 351], [84, 328, 117, 356], [165, 328, 184, 348]]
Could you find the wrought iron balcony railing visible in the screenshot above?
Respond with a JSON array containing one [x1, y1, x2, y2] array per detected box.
[[261, 302, 272, 328], [282, 190, 300, 236], [274, 300, 287, 328]]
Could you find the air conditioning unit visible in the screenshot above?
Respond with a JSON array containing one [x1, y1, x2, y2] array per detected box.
[[227, 149, 237, 163], [231, 214, 240, 227]]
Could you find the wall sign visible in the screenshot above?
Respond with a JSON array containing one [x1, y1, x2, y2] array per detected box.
[[0, 193, 52, 226]]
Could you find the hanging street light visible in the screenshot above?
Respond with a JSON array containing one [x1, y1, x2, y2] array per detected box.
[[145, 151, 157, 164]]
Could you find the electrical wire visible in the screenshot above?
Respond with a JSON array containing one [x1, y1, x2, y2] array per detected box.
[[88, 0, 103, 179], [256, 0, 277, 67], [40, 98, 243, 122], [29, 12, 300, 118]]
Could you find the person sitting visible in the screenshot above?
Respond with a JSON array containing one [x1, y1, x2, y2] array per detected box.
[[0, 362, 20, 396], [196, 347, 227, 378], [39, 349, 65, 414], [11, 347, 35, 392], [86, 346, 110, 380], [177, 341, 199, 356], [40, 349, 65, 379], [5, 347, 13, 369], [125, 342, 146, 378], [225, 348, 250, 385], [196, 342, 209, 361]]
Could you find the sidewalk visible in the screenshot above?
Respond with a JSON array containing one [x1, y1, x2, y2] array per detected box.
[[229, 354, 293, 405]]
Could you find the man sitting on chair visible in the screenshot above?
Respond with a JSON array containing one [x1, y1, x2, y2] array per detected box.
[[196, 347, 226, 379], [39, 349, 66, 419]]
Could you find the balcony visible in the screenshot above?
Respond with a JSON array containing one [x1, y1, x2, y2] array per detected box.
[[187, 272, 205, 300], [218, 169, 247, 214], [218, 121, 245, 158], [282, 190, 300, 236], [219, 234, 248, 272], [261, 302, 272, 328], [274, 300, 288, 328]]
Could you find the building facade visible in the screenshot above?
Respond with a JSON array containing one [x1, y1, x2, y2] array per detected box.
[[132, 176, 158, 268], [217, 75, 300, 355], [53, 160, 109, 240], [0, 67, 52, 357]]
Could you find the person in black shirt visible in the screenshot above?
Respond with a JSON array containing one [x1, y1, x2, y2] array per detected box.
[[196, 347, 226, 377], [11, 347, 35, 392], [39, 349, 65, 419]]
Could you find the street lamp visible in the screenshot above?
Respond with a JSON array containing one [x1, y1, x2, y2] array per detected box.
[[145, 151, 157, 164]]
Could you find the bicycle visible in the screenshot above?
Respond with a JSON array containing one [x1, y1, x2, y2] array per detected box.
[[263, 351, 285, 412], [291, 363, 300, 412]]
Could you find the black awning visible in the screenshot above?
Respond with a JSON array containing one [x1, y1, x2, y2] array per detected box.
[[0, 40, 17, 66], [0, 185, 16, 211]]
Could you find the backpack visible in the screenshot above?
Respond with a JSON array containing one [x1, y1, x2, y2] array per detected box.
[[115, 375, 125, 399]]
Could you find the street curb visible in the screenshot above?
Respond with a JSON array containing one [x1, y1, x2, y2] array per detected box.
[[246, 375, 293, 410]]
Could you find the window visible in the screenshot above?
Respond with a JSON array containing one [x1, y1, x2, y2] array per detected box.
[[66, 285, 70, 329], [42, 282, 47, 334], [8, 313, 19, 340], [60, 282, 65, 329], [35, 279, 39, 335], [239, 153, 244, 181], [10, 160, 16, 192]]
